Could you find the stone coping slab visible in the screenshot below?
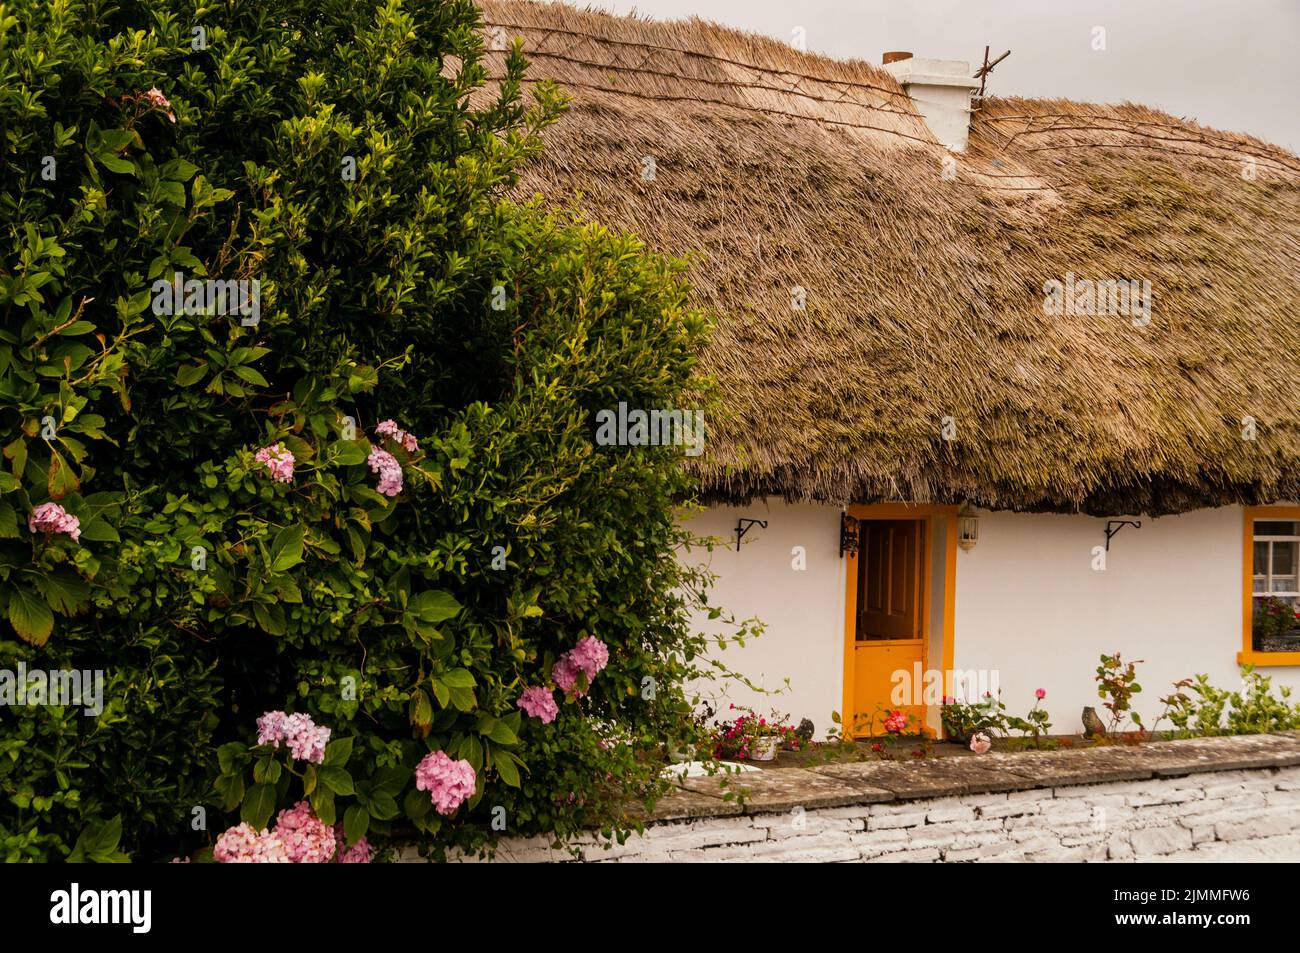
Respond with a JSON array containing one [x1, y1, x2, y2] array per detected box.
[[650, 732, 1300, 821]]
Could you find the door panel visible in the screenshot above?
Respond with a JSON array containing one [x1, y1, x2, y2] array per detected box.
[[850, 519, 926, 736], [858, 520, 922, 641]]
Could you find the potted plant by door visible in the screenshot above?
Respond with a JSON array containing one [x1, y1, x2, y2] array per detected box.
[[712, 707, 800, 762]]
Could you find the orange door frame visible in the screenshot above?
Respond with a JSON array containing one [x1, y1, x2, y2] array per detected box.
[[842, 503, 959, 738]]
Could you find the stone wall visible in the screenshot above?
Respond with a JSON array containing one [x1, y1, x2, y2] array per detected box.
[[440, 733, 1300, 863]]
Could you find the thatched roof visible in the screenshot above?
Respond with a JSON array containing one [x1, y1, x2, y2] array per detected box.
[[480, 0, 1300, 514]]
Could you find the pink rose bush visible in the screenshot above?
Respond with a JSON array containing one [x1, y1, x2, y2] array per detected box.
[[415, 751, 476, 815], [256, 710, 330, 764], [883, 709, 909, 735], [552, 636, 610, 697], [254, 443, 295, 483], [517, 685, 559, 724], [28, 502, 80, 542]]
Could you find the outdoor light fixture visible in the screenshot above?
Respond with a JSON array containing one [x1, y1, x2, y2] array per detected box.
[[957, 505, 979, 551]]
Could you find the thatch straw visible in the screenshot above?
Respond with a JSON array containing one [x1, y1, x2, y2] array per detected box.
[[479, 0, 1300, 515]]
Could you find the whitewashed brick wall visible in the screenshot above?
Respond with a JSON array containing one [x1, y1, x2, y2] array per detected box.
[[447, 766, 1300, 863]]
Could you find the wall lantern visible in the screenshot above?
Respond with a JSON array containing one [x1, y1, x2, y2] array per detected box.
[[957, 505, 979, 551]]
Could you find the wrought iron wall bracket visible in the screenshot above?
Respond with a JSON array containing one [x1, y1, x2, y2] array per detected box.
[[1104, 520, 1142, 550], [734, 518, 767, 551]]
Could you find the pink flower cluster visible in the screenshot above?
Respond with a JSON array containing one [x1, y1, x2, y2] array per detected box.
[[256, 710, 330, 764], [334, 823, 372, 863], [213, 823, 290, 863], [414, 751, 477, 815], [214, 803, 372, 864], [143, 86, 176, 123], [375, 419, 419, 454], [516, 685, 559, 724], [552, 636, 609, 696], [883, 710, 909, 734], [275, 801, 337, 863], [255, 443, 295, 483], [969, 731, 993, 754], [368, 447, 403, 497], [28, 502, 80, 542]]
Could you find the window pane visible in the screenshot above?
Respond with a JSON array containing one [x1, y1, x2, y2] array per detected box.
[[1273, 541, 1297, 578], [1254, 541, 1269, 577], [1255, 521, 1299, 537]]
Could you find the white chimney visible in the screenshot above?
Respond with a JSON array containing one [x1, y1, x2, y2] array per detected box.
[[881, 53, 980, 153]]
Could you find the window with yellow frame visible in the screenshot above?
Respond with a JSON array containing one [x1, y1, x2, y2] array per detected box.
[[1243, 507, 1300, 666]]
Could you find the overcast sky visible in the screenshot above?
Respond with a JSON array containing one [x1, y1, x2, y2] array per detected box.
[[564, 0, 1300, 152]]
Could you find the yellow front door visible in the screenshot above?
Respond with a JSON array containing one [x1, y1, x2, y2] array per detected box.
[[849, 518, 926, 736]]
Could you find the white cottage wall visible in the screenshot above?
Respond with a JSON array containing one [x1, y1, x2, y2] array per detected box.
[[682, 501, 1300, 737], [681, 503, 845, 735], [954, 506, 1300, 732]]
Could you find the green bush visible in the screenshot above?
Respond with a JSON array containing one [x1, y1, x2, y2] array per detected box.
[[1, 0, 729, 860]]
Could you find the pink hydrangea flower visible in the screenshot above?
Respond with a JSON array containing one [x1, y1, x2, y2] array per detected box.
[[255, 710, 330, 764], [375, 419, 419, 454], [517, 685, 559, 724], [213, 823, 290, 863], [969, 732, 992, 754], [551, 636, 610, 697], [414, 751, 476, 815], [552, 655, 581, 694], [568, 636, 609, 680], [334, 824, 372, 863], [368, 446, 403, 496], [28, 502, 80, 542], [254, 443, 295, 483], [275, 801, 337, 863]]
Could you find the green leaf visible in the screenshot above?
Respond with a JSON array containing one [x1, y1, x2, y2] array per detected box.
[[217, 742, 248, 776], [486, 720, 518, 746], [36, 570, 90, 615], [441, 667, 476, 689], [410, 590, 462, 624], [310, 785, 336, 826], [269, 524, 305, 572], [323, 737, 353, 766], [331, 440, 368, 466], [343, 804, 369, 844], [494, 751, 522, 788], [78, 517, 120, 543], [8, 587, 54, 646], [367, 792, 399, 821], [318, 766, 354, 796], [403, 787, 432, 820], [174, 362, 208, 386], [0, 501, 19, 538], [241, 783, 277, 831]]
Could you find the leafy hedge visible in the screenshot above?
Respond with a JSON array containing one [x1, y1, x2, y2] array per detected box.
[[0, 0, 726, 860]]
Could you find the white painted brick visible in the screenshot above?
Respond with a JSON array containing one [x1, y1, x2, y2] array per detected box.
[[1191, 825, 1215, 845], [866, 846, 941, 863], [927, 805, 978, 823], [944, 840, 1021, 862], [1130, 825, 1193, 856], [1107, 834, 1134, 860], [1216, 813, 1297, 842], [868, 811, 930, 830]]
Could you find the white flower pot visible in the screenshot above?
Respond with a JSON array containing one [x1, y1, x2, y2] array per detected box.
[[750, 736, 780, 762]]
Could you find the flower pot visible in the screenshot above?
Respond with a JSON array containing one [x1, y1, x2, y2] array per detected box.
[[750, 736, 780, 762]]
